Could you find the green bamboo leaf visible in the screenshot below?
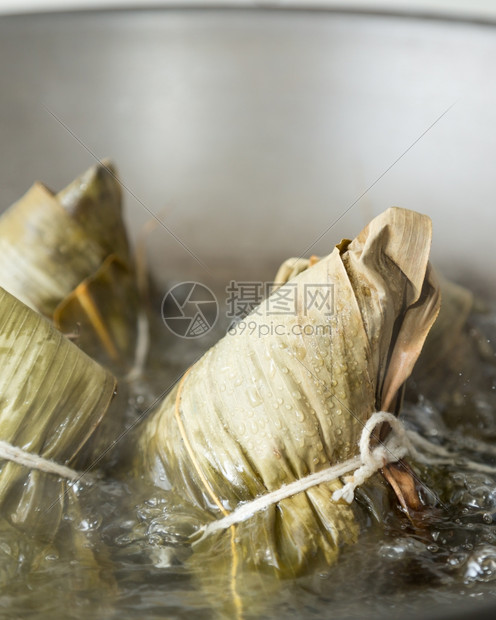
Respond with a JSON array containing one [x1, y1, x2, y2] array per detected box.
[[53, 255, 140, 366], [0, 163, 140, 369], [133, 207, 441, 585], [0, 287, 117, 540], [57, 159, 131, 264], [0, 183, 105, 316]]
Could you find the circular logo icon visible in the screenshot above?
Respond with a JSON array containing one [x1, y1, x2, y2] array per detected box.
[[161, 281, 218, 338]]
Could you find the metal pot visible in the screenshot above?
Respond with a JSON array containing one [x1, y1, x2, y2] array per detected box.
[[0, 7, 495, 619]]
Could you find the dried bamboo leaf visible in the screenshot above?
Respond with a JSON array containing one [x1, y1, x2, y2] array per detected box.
[[413, 273, 474, 381], [134, 207, 440, 579], [272, 216, 441, 514], [53, 255, 140, 366], [0, 183, 105, 315], [273, 256, 314, 287], [0, 287, 116, 540], [0, 163, 140, 369], [57, 159, 131, 264], [406, 274, 496, 433]]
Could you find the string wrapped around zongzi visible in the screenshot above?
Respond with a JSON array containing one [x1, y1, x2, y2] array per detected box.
[[0, 286, 117, 540], [0, 286, 119, 600], [133, 207, 441, 581]]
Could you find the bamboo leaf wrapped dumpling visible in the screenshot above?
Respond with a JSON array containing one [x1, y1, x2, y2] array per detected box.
[[56, 159, 130, 264], [0, 182, 106, 316], [0, 286, 120, 601], [0, 161, 139, 368], [134, 207, 440, 576], [0, 287, 117, 541]]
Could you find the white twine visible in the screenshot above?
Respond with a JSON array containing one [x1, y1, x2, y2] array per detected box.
[[0, 440, 81, 481], [199, 411, 496, 538], [1, 409, 496, 525], [201, 411, 410, 537]]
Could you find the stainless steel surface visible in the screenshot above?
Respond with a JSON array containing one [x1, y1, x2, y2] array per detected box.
[[1, 10, 495, 296]]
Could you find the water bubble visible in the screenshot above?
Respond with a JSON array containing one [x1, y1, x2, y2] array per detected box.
[[379, 537, 427, 559], [451, 550, 469, 568], [465, 546, 496, 582], [79, 516, 102, 532]]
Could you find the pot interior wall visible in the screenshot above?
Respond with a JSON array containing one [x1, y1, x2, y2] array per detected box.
[[0, 9, 495, 299]]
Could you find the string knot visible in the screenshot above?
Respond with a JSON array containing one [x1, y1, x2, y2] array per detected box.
[[198, 410, 412, 538], [332, 411, 412, 504]]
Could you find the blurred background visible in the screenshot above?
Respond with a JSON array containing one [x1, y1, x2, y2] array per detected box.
[[0, 1, 495, 297], [1, 1, 496, 19]]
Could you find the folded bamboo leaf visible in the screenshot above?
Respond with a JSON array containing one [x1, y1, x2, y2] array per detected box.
[[0, 183, 105, 316], [273, 256, 316, 287], [413, 274, 474, 381], [134, 207, 440, 582], [0, 287, 117, 541], [407, 275, 496, 433], [57, 159, 131, 264], [276, 259, 472, 410], [271, 223, 442, 515], [53, 255, 140, 365], [0, 163, 140, 369]]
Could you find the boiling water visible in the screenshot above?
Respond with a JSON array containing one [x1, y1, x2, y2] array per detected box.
[[1, 304, 496, 620]]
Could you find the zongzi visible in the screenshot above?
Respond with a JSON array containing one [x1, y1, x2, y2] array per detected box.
[[0, 286, 116, 540], [0, 161, 140, 369], [132, 207, 441, 577]]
